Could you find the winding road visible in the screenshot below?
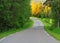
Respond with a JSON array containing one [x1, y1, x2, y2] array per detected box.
[[0, 17, 60, 43]]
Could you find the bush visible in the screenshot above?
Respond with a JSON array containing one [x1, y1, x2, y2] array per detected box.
[[0, 0, 31, 32]]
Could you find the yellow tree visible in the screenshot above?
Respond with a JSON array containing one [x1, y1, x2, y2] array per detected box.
[[30, 2, 37, 16], [36, 2, 43, 17], [36, 2, 43, 14], [30, 2, 43, 16], [44, 4, 51, 17]]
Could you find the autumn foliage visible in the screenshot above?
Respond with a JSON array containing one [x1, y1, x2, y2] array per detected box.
[[36, 2, 43, 14], [30, 2, 51, 16], [30, 2, 37, 15], [44, 4, 51, 14]]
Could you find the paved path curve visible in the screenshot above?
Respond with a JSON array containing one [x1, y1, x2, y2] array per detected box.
[[0, 17, 60, 43]]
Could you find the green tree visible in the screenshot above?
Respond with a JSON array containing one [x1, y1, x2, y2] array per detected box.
[[0, 0, 31, 32], [51, 0, 60, 28], [46, 0, 60, 28]]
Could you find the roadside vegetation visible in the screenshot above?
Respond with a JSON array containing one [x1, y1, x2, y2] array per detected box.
[[0, 20, 33, 39], [40, 18, 60, 40], [0, 0, 33, 38], [31, 0, 60, 40]]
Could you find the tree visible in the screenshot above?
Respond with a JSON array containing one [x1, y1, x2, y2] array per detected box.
[[46, 0, 60, 28], [51, 0, 60, 28], [0, 0, 31, 32]]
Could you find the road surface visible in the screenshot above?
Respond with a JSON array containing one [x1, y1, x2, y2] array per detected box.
[[0, 17, 60, 43]]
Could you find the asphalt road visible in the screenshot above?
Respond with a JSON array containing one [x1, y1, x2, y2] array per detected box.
[[0, 17, 60, 43]]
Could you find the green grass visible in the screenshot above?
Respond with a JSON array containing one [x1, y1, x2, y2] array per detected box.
[[0, 20, 34, 39], [39, 18, 60, 41]]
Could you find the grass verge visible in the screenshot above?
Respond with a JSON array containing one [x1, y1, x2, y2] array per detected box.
[[39, 18, 60, 41], [0, 20, 34, 39]]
